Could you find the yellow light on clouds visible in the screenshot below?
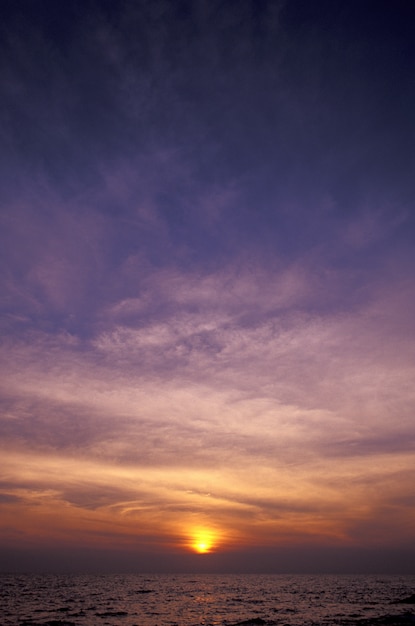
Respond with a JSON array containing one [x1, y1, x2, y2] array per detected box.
[[190, 528, 217, 554]]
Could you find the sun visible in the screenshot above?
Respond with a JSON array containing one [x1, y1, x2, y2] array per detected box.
[[191, 529, 216, 554], [194, 540, 211, 554]]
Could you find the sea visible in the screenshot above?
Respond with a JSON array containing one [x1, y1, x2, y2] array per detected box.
[[1, 573, 414, 626]]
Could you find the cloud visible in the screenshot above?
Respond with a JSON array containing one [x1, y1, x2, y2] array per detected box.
[[2, 259, 414, 457], [1, 255, 414, 554]]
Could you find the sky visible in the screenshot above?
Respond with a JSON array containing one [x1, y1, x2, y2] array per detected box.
[[1, 0, 415, 574]]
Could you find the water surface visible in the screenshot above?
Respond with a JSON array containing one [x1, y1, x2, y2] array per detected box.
[[1, 573, 414, 626]]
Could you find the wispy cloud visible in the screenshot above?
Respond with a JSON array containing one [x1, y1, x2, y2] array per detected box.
[[1, 252, 414, 551]]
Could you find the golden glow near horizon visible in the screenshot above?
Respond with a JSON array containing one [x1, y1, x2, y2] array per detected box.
[[190, 529, 217, 554], [1, 439, 415, 556]]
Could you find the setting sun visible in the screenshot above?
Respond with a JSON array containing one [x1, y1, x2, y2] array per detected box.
[[195, 541, 210, 554], [190, 529, 217, 554]]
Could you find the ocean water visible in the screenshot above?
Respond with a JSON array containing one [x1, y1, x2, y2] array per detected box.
[[1, 573, 414, 626]]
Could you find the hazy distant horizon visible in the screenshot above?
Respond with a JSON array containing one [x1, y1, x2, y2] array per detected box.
[[2, 544, 414, 575]]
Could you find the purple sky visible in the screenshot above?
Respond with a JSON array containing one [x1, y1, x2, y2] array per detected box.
[[1, 0, 415, 573]]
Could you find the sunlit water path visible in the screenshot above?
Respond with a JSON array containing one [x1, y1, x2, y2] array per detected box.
[[1, 574, 414, 626]]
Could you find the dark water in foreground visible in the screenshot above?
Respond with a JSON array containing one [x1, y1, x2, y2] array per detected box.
[[1, 574, 414, 626]]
